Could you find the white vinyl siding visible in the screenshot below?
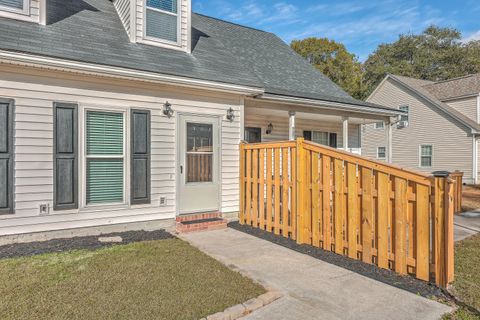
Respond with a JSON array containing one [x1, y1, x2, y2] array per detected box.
[[363, 78, 474, 183], [113, 0, 131, 35], [0, 64, 242, 235]]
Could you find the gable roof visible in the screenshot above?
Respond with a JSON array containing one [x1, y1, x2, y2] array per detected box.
[[423, 73, 480, 101], [387, 74, 480, 133], [0, 0, 395, 114]]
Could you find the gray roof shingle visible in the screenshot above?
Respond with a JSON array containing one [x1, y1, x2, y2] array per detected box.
[[0, 0, 394, 113], [423, 73, 480, 101]]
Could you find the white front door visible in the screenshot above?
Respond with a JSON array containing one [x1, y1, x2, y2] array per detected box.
[[178, 114, 220, 214]]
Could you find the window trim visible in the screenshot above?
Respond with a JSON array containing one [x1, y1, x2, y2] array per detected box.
[[81, 107, 128, 209], [143, 0, 182, 47], [377, 146, 386, 160], [419, 144, 433, 168], [0, 0, 30, 16]]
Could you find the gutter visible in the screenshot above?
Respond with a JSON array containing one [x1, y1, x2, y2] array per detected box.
[[253, 93, 404, 117], [0, 50, 265, 96]]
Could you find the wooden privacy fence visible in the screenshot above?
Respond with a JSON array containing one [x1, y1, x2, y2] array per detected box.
[[449, 171, 463, 214], [239, 138, 456, 288]]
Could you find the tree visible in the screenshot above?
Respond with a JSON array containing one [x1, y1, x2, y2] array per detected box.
[[291, 38, 366, 99], [363, 26, 480, 97]]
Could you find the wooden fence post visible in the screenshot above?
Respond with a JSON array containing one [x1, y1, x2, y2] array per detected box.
[[296, 138, 306, 244], [433, 171, 455, 288], [239, 142, 245, 224]]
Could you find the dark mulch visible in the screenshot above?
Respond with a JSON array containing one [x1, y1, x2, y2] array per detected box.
[[229, 221, 449, 300], [0, 230, 175, 260]]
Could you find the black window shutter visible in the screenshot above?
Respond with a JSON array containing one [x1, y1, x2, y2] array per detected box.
[[53, 103, 78, 210], [0, 99, 14, 215], [303, 131, 312, 141], [329, 133, 338, 148], [131, 109, 151, 205]]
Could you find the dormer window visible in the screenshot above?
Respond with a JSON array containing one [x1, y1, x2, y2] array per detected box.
[[0, 0, 29, 14], [145, 0, 180, 44]]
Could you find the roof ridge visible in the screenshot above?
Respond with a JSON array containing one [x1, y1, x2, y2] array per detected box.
[[192, 12, 273, 35], [428, 73, 480, 85]]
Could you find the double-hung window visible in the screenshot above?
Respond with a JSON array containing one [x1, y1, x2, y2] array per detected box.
[[0, 0, 29, 14], [420, 145, 433, 168], [145, 0, 179, 43], [377, 147, 386, 160], [399, 105, 409, 126], [85, 111, 125, 205], [375, 122, 384, 129]]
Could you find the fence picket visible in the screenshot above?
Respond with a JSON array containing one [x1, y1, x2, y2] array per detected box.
[[347, 163, 358, 259], [259, 149, 265, 230], [334, 159, 344, 254], [282, 148, 290, 237], [322, 155, 332, 251], [274, 149, 281, 235], [394, 177, 408, 275], [312, 153, 320, 247], [376, 172, 389, 269], [245, 149, 252, 225], [361, 167, 373, 264], [266, 148, 273, 232]]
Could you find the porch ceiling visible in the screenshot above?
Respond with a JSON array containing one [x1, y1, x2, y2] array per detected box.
[[246, 95, 400, 123]]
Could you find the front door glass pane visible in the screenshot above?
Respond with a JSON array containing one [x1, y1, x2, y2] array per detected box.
[[186, 123, 213, 183]]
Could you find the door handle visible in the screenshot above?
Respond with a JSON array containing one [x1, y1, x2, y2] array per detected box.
[[180, 165, 183, 174]]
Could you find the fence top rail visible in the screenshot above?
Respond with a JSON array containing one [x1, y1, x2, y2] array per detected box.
[[241, 140, 296, 150], [302, 140, 432, 186]]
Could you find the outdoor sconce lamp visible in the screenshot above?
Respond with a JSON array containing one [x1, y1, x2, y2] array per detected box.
[[266, 123, 273, 135], [162, 101, 174, 118], [226, 107, 235, 122]]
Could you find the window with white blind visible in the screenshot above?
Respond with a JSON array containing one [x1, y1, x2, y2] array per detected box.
[[312, 131, 329, 146], [145, 0, 180, 44], [377, 147, 386, 159], [419, 145, 433, 168], [85, 111, 125, 205], [0, 0, 28, 14]]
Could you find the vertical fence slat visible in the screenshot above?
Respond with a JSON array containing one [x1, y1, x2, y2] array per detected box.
[[259, 149, 265, 230], [252, 149, 259, 228], [446, 180, 455, 284], [394, 177, 408, 275], [296, 138, 306, 244], [416, 184, 430, 281], [377, 172, 389, 269], [282, 148, 290, 237], [266, 149, 273, 232], [334, 159, 344, 254], [274, 149, 281, 235], [322, 155, 332, 251], [361, 167, 373, 264], [312, 152, 320, 247], [291, 147, 297, 240], [305, 150, 312, 245], [347, 163, 358, 259], [239, 143, 245, 225], [245, 149, 252, 226]]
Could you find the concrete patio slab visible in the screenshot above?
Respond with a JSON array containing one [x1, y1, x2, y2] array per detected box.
[[182, 228, 452, 320], [455, 211, 480, 242]]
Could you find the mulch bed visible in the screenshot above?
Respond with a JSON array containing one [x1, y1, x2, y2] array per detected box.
[[229, 221, 449, 300], [0, 230, 174, 260]]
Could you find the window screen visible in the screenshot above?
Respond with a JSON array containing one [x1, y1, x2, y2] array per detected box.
[[420, 145, 432, 167], [0, 0, 23, 9]]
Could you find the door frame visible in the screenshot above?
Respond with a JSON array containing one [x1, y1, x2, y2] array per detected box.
[[175, 112, 222, 215]]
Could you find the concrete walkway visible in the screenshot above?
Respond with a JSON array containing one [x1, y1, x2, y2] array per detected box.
[[455, 211, 480, 242], [182, 229, 452, 320]]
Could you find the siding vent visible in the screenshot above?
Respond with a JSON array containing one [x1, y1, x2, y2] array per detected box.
[[159, 196, 167, 206]]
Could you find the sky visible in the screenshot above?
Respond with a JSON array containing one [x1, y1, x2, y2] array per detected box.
[[193, 0, 480, 61]]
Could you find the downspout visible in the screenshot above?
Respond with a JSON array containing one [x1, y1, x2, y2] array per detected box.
[[474, 135, 478, 185]]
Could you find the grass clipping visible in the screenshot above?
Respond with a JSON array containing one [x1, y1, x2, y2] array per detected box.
[[0, 238, 265, 320]]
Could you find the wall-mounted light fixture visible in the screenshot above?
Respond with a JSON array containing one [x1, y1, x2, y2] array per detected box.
[[226, 107, 235, 122], [162, 101, 174, 118], [266, 123, 273, 135]]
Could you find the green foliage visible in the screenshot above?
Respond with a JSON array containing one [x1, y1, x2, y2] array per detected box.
[[291, 37, 365, 99], [363, 26, 480, 97], [291, 26, 480, 100]]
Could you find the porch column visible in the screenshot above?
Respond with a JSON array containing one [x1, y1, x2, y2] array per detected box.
[[386, 120, 393, 163], [342, 117, 349, 151], [289, 111, 296, 140]]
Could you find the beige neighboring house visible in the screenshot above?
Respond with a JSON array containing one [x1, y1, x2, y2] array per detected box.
[[362, 73, 480, 184]]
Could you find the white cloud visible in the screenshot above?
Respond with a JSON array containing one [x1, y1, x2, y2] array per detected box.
[[463, 31, 480, 43]]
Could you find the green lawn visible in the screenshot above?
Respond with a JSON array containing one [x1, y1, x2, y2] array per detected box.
[[0, 238, 265, 320], [443, 234, 480, 320]]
